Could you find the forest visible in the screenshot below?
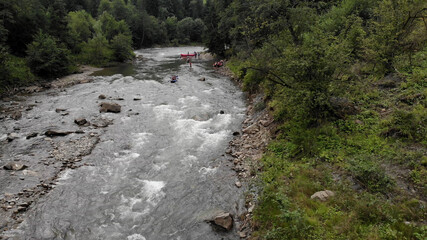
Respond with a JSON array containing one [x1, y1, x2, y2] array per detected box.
[[0, 0, 207, 92], [1, 0, 427, 239]]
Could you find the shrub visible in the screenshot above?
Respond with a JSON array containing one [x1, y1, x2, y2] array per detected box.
[[111, 33, 134, 62], [79, 34, 113, 66], [26, 31, 71, 78]]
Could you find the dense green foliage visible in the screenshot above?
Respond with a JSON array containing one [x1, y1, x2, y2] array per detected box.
[[207, 0, 427, 239], [0, 0, 208, 94]]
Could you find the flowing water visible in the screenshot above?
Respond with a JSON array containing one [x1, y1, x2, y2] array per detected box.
[[1, 47, 246, 239]]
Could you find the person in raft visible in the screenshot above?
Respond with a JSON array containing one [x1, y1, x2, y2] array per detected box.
[[171, 75, 178, 83]]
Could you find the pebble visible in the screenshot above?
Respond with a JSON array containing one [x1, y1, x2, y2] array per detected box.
[[235, 182, 242, 188]]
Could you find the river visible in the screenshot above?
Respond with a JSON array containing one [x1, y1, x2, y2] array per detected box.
[[0, 47, 247, 239]]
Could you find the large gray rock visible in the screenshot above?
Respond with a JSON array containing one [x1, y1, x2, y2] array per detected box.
[[99, 102, 121, 113], [212, 212, 233, 231], [310, 190, 335, 201]]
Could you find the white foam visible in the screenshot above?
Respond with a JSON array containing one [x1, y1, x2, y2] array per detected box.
[[115, 152, 140, 164], [127, 234, 146, 240], [199, 167, 217, 175], [180, 155, 198, 168], [153, 162, 168, 171], [153, 105, 183, 120], [133, 132, 152, 147], [199, 130, 229, 151], [121, 116, 132, 122], [141, 180, 166, 206], [57, 169, 74, 183], [178, 96, 199, 105]]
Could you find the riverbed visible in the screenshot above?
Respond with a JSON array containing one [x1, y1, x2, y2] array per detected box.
[[0, 47, 247, 239]]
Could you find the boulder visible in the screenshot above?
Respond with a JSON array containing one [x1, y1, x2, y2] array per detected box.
[[74, 118, 88, 126], [212, 212, 233, 231], [99, 102, 121, 113], [98, 94, 106, 99], [11, 111, 22, 120], [3, 162, 27, 171], [310, 190, 335, 201]]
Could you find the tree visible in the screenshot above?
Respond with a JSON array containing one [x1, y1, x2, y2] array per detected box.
[[68, 10, 95, 43], [80, 32, 112, 66], [111, 33, 134, 61], [26, 31, 71, 78]]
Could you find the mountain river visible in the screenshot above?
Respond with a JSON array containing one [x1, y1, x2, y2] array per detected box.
[[0, 47, 247, 239]]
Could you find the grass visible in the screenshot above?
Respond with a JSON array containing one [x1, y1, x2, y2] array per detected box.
[[250, 71, 427, 239]]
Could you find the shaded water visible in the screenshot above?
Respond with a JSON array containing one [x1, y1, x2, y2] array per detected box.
[[2, 47, 246, 239]]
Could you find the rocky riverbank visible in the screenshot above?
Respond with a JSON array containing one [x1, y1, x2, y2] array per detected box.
[[0, 65, 104, 236], [219, 65, 277, 239]]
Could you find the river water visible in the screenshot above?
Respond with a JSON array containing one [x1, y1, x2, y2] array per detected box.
[[1, 47, 246, 239]]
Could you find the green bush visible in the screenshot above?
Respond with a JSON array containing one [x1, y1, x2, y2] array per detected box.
[[0, 52, 35, 94], [79, 34, 113, 66], [26, 31, 71, 78], [110, 33, 134, 62], [348, 156, 395, 194]]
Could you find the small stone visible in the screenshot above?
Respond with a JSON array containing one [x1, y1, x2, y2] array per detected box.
[[225, 149, 232, 154], [55, 108, 66, 113], [235, 182, 242, 188], [74, 118, 87, 126], [11, 111, 22, 120], [233, 132, 240, 136], [7, 133, 19, 142], [3, 162, 27, 171], [239, 232, 247, 238], [133, 98, 141, 101], [310, 190, 335, 201], [98, 94, 106, 99], [26, 133, 38, 139], [219, 110, 225, 114]]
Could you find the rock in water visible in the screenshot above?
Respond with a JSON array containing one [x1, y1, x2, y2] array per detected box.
[[212, 212, 233, 231], [310, 190, 335, 201], [7, 133, 19, 142], [98, 94, 106, 99], [74, 118, 88, 126], [45, 130, 73, 137], [99, 102, 121, 113], [26, 133, 38, 139], [11, 111, 22, 120], [3, 162, 27, 171]]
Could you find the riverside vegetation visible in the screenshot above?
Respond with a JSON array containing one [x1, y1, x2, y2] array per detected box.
[[205, 0, 426, 239], [1, 0, 426, 239], [0, 0, 207, 94]]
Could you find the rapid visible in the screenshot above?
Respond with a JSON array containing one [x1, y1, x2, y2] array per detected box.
[[0, 47, 247, 239]]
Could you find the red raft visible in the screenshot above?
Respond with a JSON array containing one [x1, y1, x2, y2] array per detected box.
[[180, 54, 196, 57]]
